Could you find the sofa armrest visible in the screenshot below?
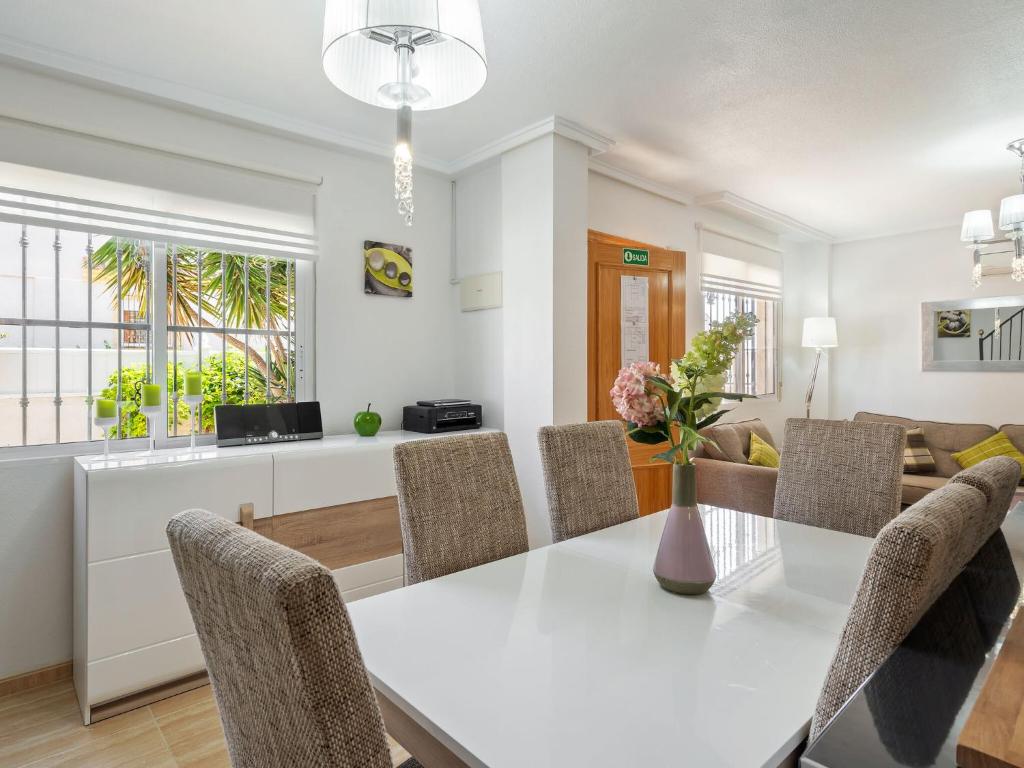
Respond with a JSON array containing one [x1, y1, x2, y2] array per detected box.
[[694, 457, 778, 518]]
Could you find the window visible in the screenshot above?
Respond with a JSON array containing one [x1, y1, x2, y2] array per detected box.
[[699, 226, 783, 399], [0, 181, 316, 453], [703, 291, 780, 397]]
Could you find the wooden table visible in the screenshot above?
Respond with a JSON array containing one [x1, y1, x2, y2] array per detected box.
[[347, 507, 876, 768]]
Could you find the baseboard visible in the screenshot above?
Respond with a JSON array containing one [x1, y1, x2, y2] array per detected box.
[[88, 671, 209, 724], [0, 660, 73, 698]]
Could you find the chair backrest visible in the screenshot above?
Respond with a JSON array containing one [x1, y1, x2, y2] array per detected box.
[[166, 509, 392, 768], [949, 456, 1022, 553], [809, 482, 989, 741], [538, 421, 639, 543], [393, 431, 530, 584], [774, 418, 906, 537]]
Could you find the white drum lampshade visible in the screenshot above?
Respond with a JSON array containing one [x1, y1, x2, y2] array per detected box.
[[802, 317, 838, 349], [999, 194, 1024, 231], [961, 209, 994, 242], [322, 0, 487, 111]]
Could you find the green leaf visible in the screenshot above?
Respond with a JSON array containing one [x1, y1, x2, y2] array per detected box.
[[652, 446, 682, 464], [695, 410, 729, 430], [626, 422, 671, 445]]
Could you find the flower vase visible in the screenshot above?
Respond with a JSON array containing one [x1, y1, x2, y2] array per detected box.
[[653, 463, 717, 595]]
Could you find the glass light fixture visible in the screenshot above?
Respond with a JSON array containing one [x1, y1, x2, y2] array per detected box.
[[961, 209, 993, 289], [1000, 139, 1024, 283], [322, 0, 488, 226]]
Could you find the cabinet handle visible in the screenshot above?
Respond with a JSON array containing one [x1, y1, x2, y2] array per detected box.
[[239, 503, 254, 530]]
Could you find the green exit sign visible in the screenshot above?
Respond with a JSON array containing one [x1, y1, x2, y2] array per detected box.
[[622, 248, 649, 266]]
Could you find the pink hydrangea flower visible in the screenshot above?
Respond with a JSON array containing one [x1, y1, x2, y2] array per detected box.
[[610, 361, 665, 427]]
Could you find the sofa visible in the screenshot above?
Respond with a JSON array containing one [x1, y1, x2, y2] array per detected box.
[[694, 413, 1024, 517]]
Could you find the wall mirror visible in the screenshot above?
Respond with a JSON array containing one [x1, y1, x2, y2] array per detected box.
[[922, 295, 1024, 371]]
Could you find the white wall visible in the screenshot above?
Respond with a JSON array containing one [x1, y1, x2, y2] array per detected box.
[[0, 64, 456, 680], [830, 225, 1024, 427], [587, 172, 830, 442], [452, 160, 503, 427]]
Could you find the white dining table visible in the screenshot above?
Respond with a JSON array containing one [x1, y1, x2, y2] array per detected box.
[[347, 506, 877, 768]]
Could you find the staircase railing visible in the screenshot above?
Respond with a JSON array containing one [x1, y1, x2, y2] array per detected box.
[[979, 307, 1024, 361]]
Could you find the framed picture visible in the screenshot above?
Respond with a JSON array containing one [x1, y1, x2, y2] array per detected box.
[[936, 309, 971, 338], [364, 241, 413, 298]]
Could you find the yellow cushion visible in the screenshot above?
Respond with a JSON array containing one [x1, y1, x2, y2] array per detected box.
[[748, 432, 780, 468], [951, 432, 1024, 478]]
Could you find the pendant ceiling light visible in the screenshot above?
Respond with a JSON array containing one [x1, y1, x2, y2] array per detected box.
[[322, 0, 488, 226], [960, 139, 1024, 287]]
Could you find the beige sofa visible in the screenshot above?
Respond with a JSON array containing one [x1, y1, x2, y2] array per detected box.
[[694, 413, 1024, 516]]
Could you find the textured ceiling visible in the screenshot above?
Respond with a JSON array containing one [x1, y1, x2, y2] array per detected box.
[[0, 0, 1022, 240]]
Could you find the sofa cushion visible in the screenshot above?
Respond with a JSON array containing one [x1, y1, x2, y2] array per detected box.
[[900, 474, 948, 505], [951, 432, 1024, 479], [701, 419, 775, 463], [854, 412, 997, 478], [748, 432, 780, 468], [999, 424, 1024, 456], [903, 428, 937, 474]]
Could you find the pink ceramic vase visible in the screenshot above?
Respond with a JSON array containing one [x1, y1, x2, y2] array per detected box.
[[653, 463, 717, 595]]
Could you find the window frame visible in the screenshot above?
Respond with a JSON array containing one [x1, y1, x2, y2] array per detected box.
[[702, 289, 782, 401], [0, 236, 315, 460]]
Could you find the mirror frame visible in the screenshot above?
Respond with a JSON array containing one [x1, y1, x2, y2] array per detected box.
[[922, 295, 1024, 372]]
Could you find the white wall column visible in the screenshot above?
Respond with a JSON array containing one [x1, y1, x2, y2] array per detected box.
[[501, 133, 590, 546]]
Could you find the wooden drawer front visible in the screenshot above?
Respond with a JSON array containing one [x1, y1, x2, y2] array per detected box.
[[256, 497, 403, 571], [87, 551, 194, 662], [87, 634, 203, 706], [274, 445, 396, 515], [88, 455, 273, 562]]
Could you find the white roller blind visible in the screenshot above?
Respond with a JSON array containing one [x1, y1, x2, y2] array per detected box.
[[0, 159, 317, 260], [700, 228, 781, 300]]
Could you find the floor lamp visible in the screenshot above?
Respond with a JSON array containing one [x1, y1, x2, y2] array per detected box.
[[802, 317, 838, 418]]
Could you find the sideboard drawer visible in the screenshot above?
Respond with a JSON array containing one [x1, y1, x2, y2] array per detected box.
[[87, 634, 203, 707], [87, 455, 273, 562], [274, 444, 396, 514], [87, 550, 194, 662]]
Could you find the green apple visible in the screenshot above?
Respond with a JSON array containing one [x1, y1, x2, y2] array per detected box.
[[354, 402, 382, 437]]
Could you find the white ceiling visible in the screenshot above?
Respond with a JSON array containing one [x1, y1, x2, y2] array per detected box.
[[0, 0, 1022, 241]]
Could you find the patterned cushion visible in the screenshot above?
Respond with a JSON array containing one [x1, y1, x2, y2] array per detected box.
[[903, 428, 937, 474], [748, 431, 780, 468], [951, 432, 1024, 479]]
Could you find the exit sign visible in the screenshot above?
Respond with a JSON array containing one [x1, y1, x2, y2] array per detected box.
[[623, 248, 649, 266]]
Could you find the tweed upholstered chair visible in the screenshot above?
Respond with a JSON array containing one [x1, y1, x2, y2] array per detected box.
[[166, 509, 420, 768], [773, 418, 906, 537], [809, 481, 990, 741], [949, 456, 1021, 553], [394, 432, 529, 584], [538, 421, 639, 542]]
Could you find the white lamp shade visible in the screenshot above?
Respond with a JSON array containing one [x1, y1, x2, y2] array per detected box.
[[999, 194, 1024, 231], [961, 209, 994, 242], [802, 317, 838, 348], [322, 0, 487, 111]]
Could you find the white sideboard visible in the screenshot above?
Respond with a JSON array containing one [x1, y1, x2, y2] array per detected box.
[[73, 429, 486, 724]]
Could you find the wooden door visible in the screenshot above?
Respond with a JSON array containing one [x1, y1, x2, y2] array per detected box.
[[587, 230, 686, 516]]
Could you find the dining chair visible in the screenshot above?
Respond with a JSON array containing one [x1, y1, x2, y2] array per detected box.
[[393, 431, 529, 584], [774, 418, 906, 537], [166, 509, 420, 768], [948, 456, 1022, 553], [538, 421, 639, 542], [809, 481, 989, 741]]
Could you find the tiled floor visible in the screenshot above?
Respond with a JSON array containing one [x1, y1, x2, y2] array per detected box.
[[0, 681, 412, 767]]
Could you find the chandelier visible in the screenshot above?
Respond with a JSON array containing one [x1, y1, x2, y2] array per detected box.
[[322, 1, 488, 226], [961, 138, 1024, 288]]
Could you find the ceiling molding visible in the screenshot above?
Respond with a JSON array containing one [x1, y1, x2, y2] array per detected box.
[[448, 116, 615, 175], [588, 159, 692, 206], [0, 33, 453, 173], [695, 191, 834, 242]]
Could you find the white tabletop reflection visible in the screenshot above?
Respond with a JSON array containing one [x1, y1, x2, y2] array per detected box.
[[347, 506, 877, 768]]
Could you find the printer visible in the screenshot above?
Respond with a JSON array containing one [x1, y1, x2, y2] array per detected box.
[[403, 399, 483, 434]]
